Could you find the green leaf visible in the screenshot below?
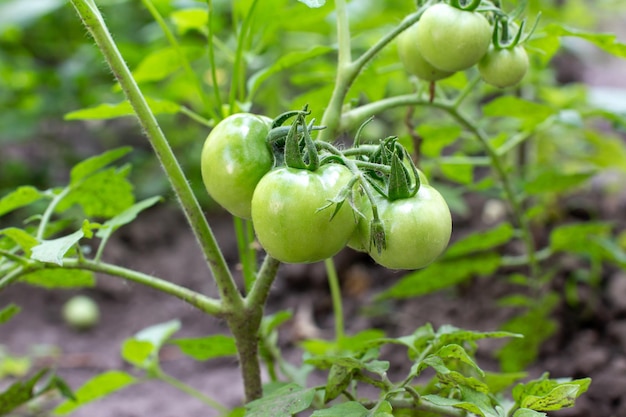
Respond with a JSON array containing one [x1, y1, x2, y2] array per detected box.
[[584, 131, 626, 172], [248, 46, 334, 99], [133, 47, 204, 84], [513, 374, 591, 411], [121, 340, 154, 368], [20, 269, 95, 288], [324, 363, 354, 402], [483, 96, 555, 128], [378, 254, 501, 299], [0, 304, 21, 325], [96, 196, 162, 240], [484, 371, 527, 395], [0, 227, 39, 257], [31, 229, 84, 265], [444, 223, 515, 258], [524, 170, 596, 194], [245, 383, 316, 417], [440, 160, 474, 184], [423, 386, 501, 417], [550, 222, 612, 255], [543, 23, 626, 58], [65, 98, 181, 121], [513, 409, 547, 417], [170, 8, 208, 36], [436, 325, 521, 346], [311, 401, 369, 417], [70, 147, 132, 185], [170, 335, 237, 361], [260, 310, 293, 336], [0, 186, 44, 217], [417, 123, 462, 158], [428, 344, 485, 377], [57, 167, 135, 218], [53, 371, 136, 415], [297, 0, 326, 8], [0, 369, 70, 414], [123, 320, 182, 369]]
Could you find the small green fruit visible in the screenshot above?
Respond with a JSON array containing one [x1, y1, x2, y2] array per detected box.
[[63, 295, 100, 330]]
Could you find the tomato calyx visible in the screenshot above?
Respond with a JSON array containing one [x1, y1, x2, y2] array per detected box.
[[450, 0, 482, 12]]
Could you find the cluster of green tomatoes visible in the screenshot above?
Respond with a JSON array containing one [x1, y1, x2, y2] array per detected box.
[[201, 110, 452, 270], [398, 0, 530, 88]]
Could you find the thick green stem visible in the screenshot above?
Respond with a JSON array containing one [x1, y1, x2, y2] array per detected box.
[[69, 0, 244, 312], [36, 188, 70, 241], [0, 258, 222, 315]]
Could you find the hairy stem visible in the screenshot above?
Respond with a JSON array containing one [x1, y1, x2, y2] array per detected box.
[[69, 0, 244, 311]]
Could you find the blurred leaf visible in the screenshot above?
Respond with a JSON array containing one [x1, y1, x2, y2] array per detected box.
[[56, 167, 135, 218], [484, 371, 527, 395], [524, 169, 595, 194], [65, 98, 182, 120], [0, 228, 39, 257], [135, 320, 181, 350], [483, 96, 555, 128], [120, 321, 181, 370], [248, 46, 334, 100], [0, 368, 73, 415], [0, 0, 64, 30], [260, 310, 293, 336], [324, 363, 354, 402], [170, 335, 237, 361], [311, 401, 369, 417], [170, 8, 208, 36], [0, 304, 21, 325], [543, 23, 626, 58], [0, 186, 44, 217], [418, 124, 462, 158], [440, 160, 474, 184], [445, 223, 514, 258], [133, 46, 204, 84], [54, 371, 136, 415], [31, 229, 84, 265], [121, 340, 154, 368], [550, 222, 612, 255], [423, 386, 500, 417], [513, 374, 591, 411], [297, 0, 326, 8], [70, 147, 132, 185], [378, 254, 501, 299], [245, 383, 315, 417], [513, 409, 547, 417], [584, 131, 626, 172], [20, 269, 95, 288], [96, 196, 162, 240]]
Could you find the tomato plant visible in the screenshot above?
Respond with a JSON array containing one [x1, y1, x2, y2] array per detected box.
[[415, 2, 492, 72], [251, 163, 356, 264], [200, 113, 273, 219]]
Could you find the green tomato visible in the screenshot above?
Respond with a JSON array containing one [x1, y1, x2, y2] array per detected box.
[[201, 113, 273, 219], [397, 22, 454, 81], [251, 164, 357, 264], [478, 46, 529, 88], [351, 184, 452, 270], [63, 295, 100, 330], [416, 3, 492, 72]]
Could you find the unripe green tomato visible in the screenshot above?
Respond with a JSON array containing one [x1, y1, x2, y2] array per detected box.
[[397, 22, 454, 81], [416, 3, 492, 72], [201, 113, 273, 219], [251, 164, 357, 264], [478, 46, 529, 88], [351, 184, 452, 270], [63, 295, 100, 330]]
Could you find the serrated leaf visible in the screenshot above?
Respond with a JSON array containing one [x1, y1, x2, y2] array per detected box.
[[245, 383, 315, 417], [65, 98, 181, 120], [170, 335, 237, 361], [378, 254, 501, 299], [0, 304, 21, 325], [0, 228, 39, 257], [445, 223, 514, 258], [297, 0, 326, 8], [483, 96, 554, 128], [429, 344, 485, 377], [96, 196, 161, 240], [70, 147, 132, 185], [0, 186, 44, 217], [31, 229, 84, 265], [53, 371, 136, 415], [513, 409, 547, 417], [423, 386, 501, 417], [20, 269, 95, 288], [248, 46, 334, 100], [311, 401, 369, 417], [514, 375, 591, 411], [57, 167, 134, 218]]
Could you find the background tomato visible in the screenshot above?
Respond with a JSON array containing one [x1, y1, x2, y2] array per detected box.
[[416, 3, 492, 72], [351, 184, 452, 270], [397, 22, 454, 81], [201, 113, 273, 219], [478, 46, 529, 88], [251, 164, 357, 263]]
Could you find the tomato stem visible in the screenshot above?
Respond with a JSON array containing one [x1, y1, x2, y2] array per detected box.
[[325, 258, 345, 342]]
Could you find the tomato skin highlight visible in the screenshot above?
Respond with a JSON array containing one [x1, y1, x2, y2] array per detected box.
[[251, 164, 357, 264], [351, 184, 452, 270], [478, 46, 529, 88], [201, 113, 273, 219], [416, 3, 492, 72], [397, 22, 454, 81]]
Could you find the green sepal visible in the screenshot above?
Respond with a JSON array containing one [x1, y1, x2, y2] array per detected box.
[[387, 152, 419, 201], [284, 112, 320, 171], [369, 215, 386, 255]]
